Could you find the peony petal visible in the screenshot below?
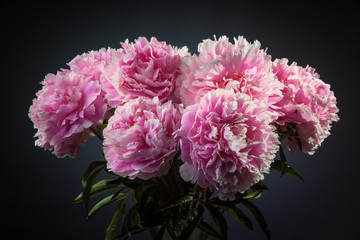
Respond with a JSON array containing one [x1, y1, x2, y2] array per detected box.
[[180, 163, 198, 182]]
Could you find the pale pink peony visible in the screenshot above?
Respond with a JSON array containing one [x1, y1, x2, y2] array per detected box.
[[272, 58, 339, 154], [102, 37, 189, 108], [103, 97, 182, 180], [68, 48, 117, 82], [177, 89, 279, 200], [29, 71, 107, 158], [68, 48, 117, 118], [175, 36, 283, 119]]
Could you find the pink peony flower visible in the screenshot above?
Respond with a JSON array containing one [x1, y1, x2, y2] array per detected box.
[[68, 48, 117, 83], [272, 58, 339, 154], [68, 48, 117, 118], [103, 97, 182, 180], [177, 89, 279, 200], [29, 71, 107, 158], [101, 37, 189, 108], [175, 36, 283, 119]]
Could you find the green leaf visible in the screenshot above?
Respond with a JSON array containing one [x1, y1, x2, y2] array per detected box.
[[279, 146, 287, 177], [139, 186, 157, 217], [204, 203, 227, 240], [166, 222, 177, 240], [82, 161, 106, 187], [87, 194, 113, 220], [73, 179, 123, 203], [242, 200, 270, 240], [250, 181, 270, 193], [197, 220, 222, 239], [121, 177, 146, 190], [73, 194, 83, 203], [270, 160, 305, 183], [243, 192, 262, 200], [158, 194, 194, 211], [97, 123, 108, 138], [105, 198, 126, 240], [179, 206, 204, 240], [227, 206, 253, 230], [81, 161, 106, 214], [88, 192, 128, 220], [121, 211, 131, 238], [211, 201, 253, 231], [134, 182, 155, 203], [111, 189, 128, 202], [116, 226, 146, 240], [128, 206, 141, 227]]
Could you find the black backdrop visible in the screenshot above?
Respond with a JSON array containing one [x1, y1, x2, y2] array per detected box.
[[2, 1, 359, 239]]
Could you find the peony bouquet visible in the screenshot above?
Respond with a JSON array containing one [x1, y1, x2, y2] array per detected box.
[[29, 36, 339, 240]]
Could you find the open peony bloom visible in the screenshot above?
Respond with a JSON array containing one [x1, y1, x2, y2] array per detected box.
[[103, 97, 182, 180], [68, 48, 117, 119], [28, 71, 107, 158], [272, 58, 339, 154], [175, 36, 284, 119], [101, 37, 189, 108], [177, 89, 279, 200], [68, 48, 117, 83]]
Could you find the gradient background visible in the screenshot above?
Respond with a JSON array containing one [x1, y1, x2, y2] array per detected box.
[[2, 1, 359, 239]]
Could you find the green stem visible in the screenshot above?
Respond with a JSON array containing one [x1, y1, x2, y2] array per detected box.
[[164, 174, 175, 197], [198, 226, 204, 240], [202, 188, 207, 202], [171, 160, 184, 195], [90, 126, 104, 142], [149, 227, 156, 239], [279, 145, 287, 177], [191, 185, 200, 210], [164, 230, 171, 240]]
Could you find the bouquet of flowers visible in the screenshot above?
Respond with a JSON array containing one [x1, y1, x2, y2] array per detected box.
[[29, 36, 339, 240]]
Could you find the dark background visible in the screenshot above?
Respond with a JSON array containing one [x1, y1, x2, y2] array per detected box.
[[2, 1, 359, 239]]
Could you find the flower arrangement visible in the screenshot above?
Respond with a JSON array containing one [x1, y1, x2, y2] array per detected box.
[[29, 36, 339, 240]]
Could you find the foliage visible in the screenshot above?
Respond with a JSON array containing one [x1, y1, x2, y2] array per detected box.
[[73, 126, 305, 240]]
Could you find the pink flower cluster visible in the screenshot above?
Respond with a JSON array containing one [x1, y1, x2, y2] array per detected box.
[[29, 37, 186, 177], [28, 47, 115, 157], [29, 35, 339, 200]]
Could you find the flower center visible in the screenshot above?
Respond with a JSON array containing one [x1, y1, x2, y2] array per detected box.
[[233, 74, 246, 84], [277, 122, 298, 141]]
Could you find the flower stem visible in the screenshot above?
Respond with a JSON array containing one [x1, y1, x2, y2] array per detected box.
[[202, 188, 207, 202], [170, 156, 184, 194], [90, 126, 104, 142], [164, 173, 175, 197], [191, 185, 200, 210], [149, 227, 156, 239]]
